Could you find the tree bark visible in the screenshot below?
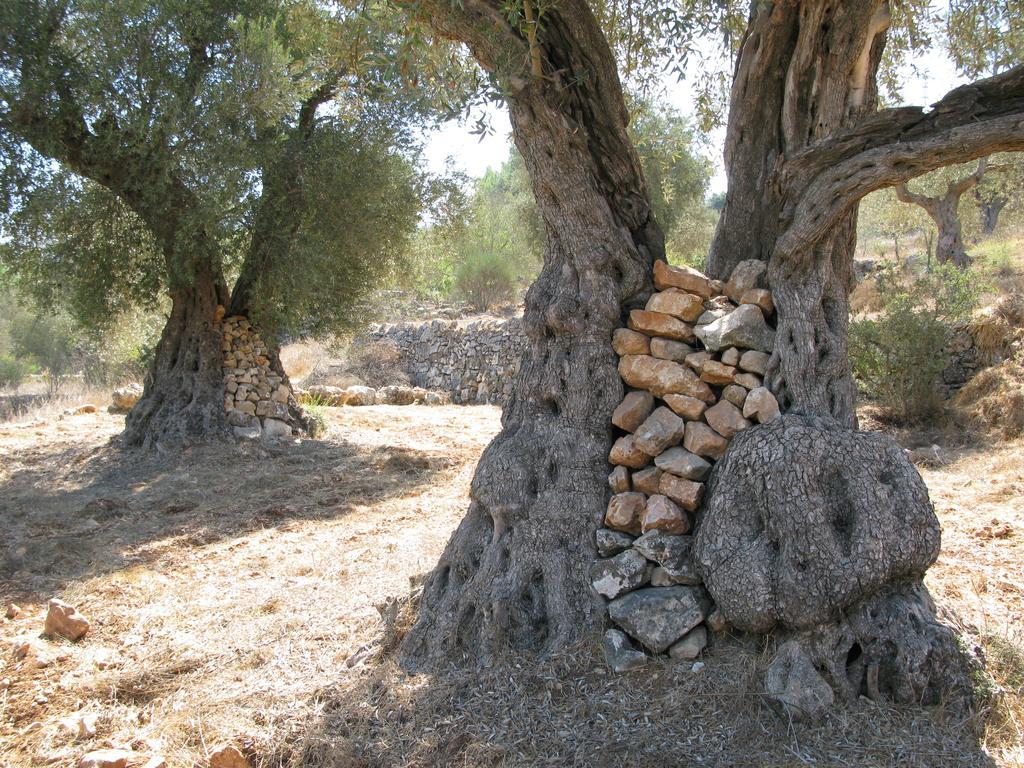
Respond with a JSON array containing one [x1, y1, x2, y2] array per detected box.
[[894, 159, 989, 268], [979, 196, 1008, 235], [706, 0, 890, 427], [401, 0, 661, 665]]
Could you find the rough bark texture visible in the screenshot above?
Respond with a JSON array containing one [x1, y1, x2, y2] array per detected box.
[[123, 261, 230, 448], [894, 159, 989, 268], [696, 415, 969, 714], [401, 0, 661, 666], [979, 196, 1008, 235], [707, 0, 889, 427]]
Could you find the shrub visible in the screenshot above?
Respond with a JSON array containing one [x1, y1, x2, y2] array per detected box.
[[850, 264, 980, 422], [453, 251, 517, 311], [302, 403, 330, 439], [0, 354, 29, 391]]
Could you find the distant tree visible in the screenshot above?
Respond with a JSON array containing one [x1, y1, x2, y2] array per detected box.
[[973, 153, 1024, 235], [859, 188, 929, 263], [0, 0, 452, 447], [10, 312, 79, 397]]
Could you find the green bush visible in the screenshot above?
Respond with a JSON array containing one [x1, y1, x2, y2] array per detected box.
[[850, 264, 981, 422], [0, 355, 30, 391], [453, 251, 517, 311], [303, 403, 329, 439]]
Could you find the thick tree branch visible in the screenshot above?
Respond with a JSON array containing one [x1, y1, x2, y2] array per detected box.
[[773, 66, 1024, 269], [893, 183, 935, 211]]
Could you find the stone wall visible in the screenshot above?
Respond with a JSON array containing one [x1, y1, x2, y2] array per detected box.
[[359, 317, 526, 405]]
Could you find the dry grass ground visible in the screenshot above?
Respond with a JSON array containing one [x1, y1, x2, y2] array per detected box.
[[1, 405, 1022, 767]]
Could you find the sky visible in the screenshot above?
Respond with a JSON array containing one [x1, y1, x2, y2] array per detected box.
[[421, 45, 967, 195]]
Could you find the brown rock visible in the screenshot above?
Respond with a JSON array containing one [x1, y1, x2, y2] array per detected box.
[[743, 387, 782, 424], [5, 603, 21, 620], [654, 260, 714, 297], [608, 465, 631, 494], [609, 435, 650, 468], [734, 372, 763, 390], [684, 351, 711, 372], [633, 407, 686, 457], [700, 360, 736, 385], [646, 290, 705, 322], [642, 495, 690, 535], [649, 337, 694, 362], [739, 350, 770, 375], [605, 493, 647, 534], [662, 394, 708, 421], [632, 466, 663, 495], [658, 473, 705, 512], [44, 599, 89, 641], [75, 404, 98, 415], [618, 356, 716, 402], [684, 422, 730, 460], [611, 391, 655, 433], [706, 608, 728, 633], [722, 384, 748, 408], [612, 328, 651, 356], [628, 310, 696, 343], [208, 746, 251, 768], [704, 400, 752, 439], [740, 288, 774, 315], [725, 259, 767, 303], [78, 750, 161, 768]]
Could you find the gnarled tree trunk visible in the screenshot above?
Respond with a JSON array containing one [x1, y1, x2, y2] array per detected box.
[[401, 0, 661, 665], [123, 256, 230, 448], [707, 0, 890, 427], [979, 195, 1008, 235]]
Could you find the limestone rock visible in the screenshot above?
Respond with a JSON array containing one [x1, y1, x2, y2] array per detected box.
[[303, 385, 348, 406], [766, 641, 835, 721], [646, 290, 705, 322], [612, 328, 651, 356], [634, 407, 685, 457], [734, 372, 763, 390], [110, 384, 143, 413], [344, 386, 377, 406], [725, 259, 767, 303], [78, 750, 161, 768], [628, 310, 696, 343], [608, 465, 631, 494], [233, 424, 262, 440], [653, 260, 714, 297], [668, 625, 708, 660], [740, 288, 774, 315], [608, 586, 710, 653], [208, 745, 251, 768], [642, 494, 688, 535], [722, 384, 748, 408], [658, 473, 704, 513], [720, 347, 740, 366], [700, 360, 736, 385], [704, 400, 751, 439], [602, 628, 647, 673], [611, 391, 655, 433], [378, 385, 417, 405], [6, 603, 21, 620], [591, 549, 650, 599], [596, 528, 635, 558], [662, 394, 708, 421], [44, 599, 89, 641], [649, 337, 694, 362], [683, 421, 729, 461], [261, 418, 291, 440], [654, 447, 711, 481], [631, 466, 663, 495], [739, 350, 770, 375], [604, 492, 647, 534], [60, 712, 98, 740], [76, 404, 98, 414], [618, 355, 715, 402], [694, 415, 942, 633], [684, 350, 711, 372], [609, 435, 649, 469], [696, 304, 775, 353], [742, 387, 781, 424]]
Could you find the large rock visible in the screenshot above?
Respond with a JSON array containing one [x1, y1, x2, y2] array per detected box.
[[641, 494, 688, 535], [608, 586, 710, 653], [658, 473, 703, 512], [649, 338, 694, 362], [662, 394, 707, 421], [110, 384, 143, 413], [612, 328, 651, 356], [261, 418, 291, 440], [344, 385, 377, 406], [303, 385, 349, 406], [633, 407, 685, 457], [378, 385, 417, 405], [696, 304, 775, 353], [604, 492, 647, 534], [590, 549, 650, 599], [618, 356, 715, 402], [683, 421, 729, 461], [704, 400, 751, 439], [607, 465, 631, 494], [724, 259, 767, 303], [742, 387, 781, 424], [628, 310, 696, 343], [694, 414, 942, 634], [646, 290, 705, 322], [631, 466, 663, 495], [765, 641, 835, 721], [596, 528, 635, 558], [653, 260, 714, 297], [44, 599, 89, 641], [654, 447, 711, 481], [668, 625, 708, 660], [739, 349, 770, 375], [611, 391, 655, 433], [609, 435, 649, 468]]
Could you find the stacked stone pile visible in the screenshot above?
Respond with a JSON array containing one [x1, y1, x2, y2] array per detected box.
[[359, 317, 525, 404], [595, 259, 782, 671], [297, 383, 447, 407], [220, 313, 298, 439]]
